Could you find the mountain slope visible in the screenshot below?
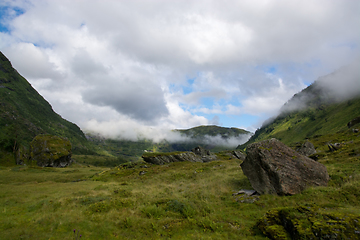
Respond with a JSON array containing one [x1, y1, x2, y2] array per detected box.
[[0, 51, 94, 163], [239, 64, 360, 149], [175, 125, 250, 138]]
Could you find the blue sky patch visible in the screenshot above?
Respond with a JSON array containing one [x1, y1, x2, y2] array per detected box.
[[266, 66, 277, 74], [0, 5, 25, 33], [182, 77, 195, 94]]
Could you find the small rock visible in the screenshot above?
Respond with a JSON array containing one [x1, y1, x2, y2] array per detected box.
[[139, 171, 146, 175], [233, 151, 246, 160], [328, 143, 341, 152], [232, 189, 257, 196]]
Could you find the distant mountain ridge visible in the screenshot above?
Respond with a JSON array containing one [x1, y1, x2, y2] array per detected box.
[[239, 63, 360, 149], [86, 125, 252, 162], [175, 125, 250, 139], [0, 51, 94, 165]]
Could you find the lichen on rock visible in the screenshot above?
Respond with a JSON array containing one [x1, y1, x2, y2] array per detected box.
[[29, 134, 72, 167], [241, 138, 329, 195]]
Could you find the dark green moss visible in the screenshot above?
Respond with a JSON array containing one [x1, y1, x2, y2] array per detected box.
[[257, 205, 360, 240]]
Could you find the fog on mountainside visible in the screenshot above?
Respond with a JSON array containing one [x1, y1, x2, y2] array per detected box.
[[238, 61, 360, 150], [280, 60, 360, 114], [85, 125, 252, 148], [190, 133, 252, 148]]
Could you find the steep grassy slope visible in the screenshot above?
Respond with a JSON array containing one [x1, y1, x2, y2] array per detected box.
[[0, 51, 95, 164], [240, 97, 360, 149], [239, 71, 360, 149]]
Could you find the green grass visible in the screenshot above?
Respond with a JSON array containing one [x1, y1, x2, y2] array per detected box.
[[72, 155, 129, 167], [1, 128, 359, 239], [142, 151, 187, 158]]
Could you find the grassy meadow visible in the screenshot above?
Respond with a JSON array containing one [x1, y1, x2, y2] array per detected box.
[[0, 128, 360, 239]]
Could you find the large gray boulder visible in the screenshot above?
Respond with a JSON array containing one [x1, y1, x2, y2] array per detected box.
[[240, 138, 329, 195]]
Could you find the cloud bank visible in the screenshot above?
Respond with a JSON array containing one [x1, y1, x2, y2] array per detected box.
[[0, 0, 359, 141]]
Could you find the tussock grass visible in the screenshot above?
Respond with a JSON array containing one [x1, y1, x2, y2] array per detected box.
[[0, 130, 359, 239]]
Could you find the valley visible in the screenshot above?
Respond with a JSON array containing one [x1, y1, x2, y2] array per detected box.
[[0, 126, 359, 239], [0, 50, 360, 239]]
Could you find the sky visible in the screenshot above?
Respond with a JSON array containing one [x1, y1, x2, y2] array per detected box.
[[0, 0, 359, 141]]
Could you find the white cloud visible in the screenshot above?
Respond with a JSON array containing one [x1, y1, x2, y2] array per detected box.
[[0, 0, 358, 140], [3, 43, 64, 80]]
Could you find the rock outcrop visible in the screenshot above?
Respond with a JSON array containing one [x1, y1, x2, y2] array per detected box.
[[191, 146, 218, 162], [233, 150, 246, 160], [30, 134, 72, 167], [296, 140, 316, 156], [142, 146, 219, 165], [328, 142, 341, 152], [347, 116, 360, 128], [240, 138, 329, 195]]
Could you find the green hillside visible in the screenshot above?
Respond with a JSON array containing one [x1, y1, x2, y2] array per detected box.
[[173, 125, 251, 152], [0, 51, 96, 164], [239, 79, 360, 149], [176, 125, 250, 138]]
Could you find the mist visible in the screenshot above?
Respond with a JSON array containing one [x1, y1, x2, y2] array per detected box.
[[196, 134, 252, 148], [279, 59, 360, 114], [84, 119, 251, 148], [317, 59, 360, 100]]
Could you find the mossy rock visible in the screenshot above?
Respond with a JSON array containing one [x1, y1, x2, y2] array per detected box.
[[257, 205, 360, 239], [29, 134, 72, 167]]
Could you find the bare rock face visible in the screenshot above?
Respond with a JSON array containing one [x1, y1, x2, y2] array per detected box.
[[240, 138, 329, 195], [30, 134, 72, 167]]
